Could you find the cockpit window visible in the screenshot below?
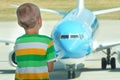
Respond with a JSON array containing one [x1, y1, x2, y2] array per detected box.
[[60, 35, 69, 39], [70, 35, 79, 38], [60, 34, 84, 39]]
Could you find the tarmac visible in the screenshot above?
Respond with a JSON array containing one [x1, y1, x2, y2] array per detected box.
[[0, 20, 120, 80]]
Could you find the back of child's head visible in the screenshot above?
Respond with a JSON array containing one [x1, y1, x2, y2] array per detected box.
[[16, 3, 41, 29]]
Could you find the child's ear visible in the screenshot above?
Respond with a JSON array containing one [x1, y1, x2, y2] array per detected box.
[[38, 17, 42, 24]]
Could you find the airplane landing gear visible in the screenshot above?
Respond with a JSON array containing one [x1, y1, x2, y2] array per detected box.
[[111, 57, 116, 69], [101, 48, 116, 69], [66, 64, 76, 79]]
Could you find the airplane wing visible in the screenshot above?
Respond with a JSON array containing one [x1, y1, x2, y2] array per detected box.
[[40, 8, 67, 15], [11, 4, 67, 16], [93, 41, 120, 52], [0, 38, 15, 44], [93, 7, 120, 15]]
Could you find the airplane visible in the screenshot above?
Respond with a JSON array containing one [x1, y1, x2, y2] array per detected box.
[[0, 0, 120, 79]]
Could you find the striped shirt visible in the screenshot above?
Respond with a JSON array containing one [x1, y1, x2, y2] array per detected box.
[[14, 34, 56, 80]]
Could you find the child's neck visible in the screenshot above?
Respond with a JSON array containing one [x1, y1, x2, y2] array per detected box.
[[25, 27, 39, 34]]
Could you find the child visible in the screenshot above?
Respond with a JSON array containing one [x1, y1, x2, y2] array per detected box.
[[14, 3, 56, 80]]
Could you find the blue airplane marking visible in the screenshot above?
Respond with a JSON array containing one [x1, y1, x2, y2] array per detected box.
[[91, 18, 99, 37]]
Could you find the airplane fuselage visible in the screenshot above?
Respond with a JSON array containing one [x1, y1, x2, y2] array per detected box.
[[52, 8, 98, 64]]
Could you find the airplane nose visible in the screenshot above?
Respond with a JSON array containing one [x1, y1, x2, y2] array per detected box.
[[59, 39, 89, 58], [52, 20, 92, 58], [60, 40, 79, 52]]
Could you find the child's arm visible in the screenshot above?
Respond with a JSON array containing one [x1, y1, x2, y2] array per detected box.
[[48, 61, 55, 72], [47, 40, 56, 72]]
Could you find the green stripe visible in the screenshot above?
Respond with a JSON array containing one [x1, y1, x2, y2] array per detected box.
[[16, 55, 47, 62], [16, 37, 50, 44], [15, 78, 19, 80], [47, 52, 56, 61], [46, 46, 56, 61], [18, 61, 47, 67], [16, 34, 52, 44], [47, 46, 55, 53]]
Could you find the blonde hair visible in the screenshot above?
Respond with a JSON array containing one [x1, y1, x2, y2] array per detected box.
[[16, 3, 41, 29]]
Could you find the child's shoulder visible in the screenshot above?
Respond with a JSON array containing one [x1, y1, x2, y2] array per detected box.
[[39, 35, 52, 40], [17, 34, 51, 39], [16, 34, 52, 43]]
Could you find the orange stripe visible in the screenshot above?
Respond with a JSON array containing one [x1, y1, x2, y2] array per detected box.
[[48, 41, 53, 48], [15, 72, 49, 79], [16, 48, 46, 56]]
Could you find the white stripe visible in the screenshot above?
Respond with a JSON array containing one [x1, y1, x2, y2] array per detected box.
[[16, 66, 48, 74], [14, 42, 48, 50]]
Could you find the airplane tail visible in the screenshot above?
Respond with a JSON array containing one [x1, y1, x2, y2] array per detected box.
[[77, 0, 84, 12]]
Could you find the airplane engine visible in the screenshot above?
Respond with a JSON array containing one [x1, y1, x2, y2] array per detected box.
[[9, 50, 17, 67], [117, 50, 120, 64]]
